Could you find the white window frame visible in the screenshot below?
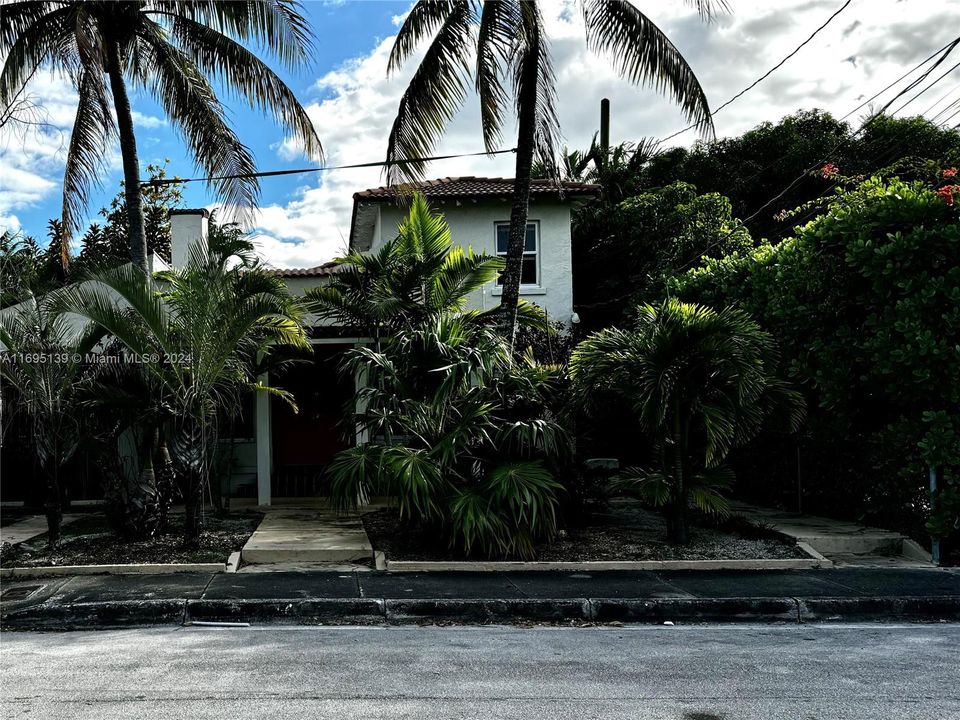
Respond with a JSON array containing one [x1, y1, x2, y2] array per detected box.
[[494, 220, 541, 289]]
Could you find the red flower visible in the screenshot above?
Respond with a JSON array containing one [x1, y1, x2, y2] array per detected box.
[[938, 185, 957, 206], [821, 163, 840, 179], [943, 167, 958, 178]]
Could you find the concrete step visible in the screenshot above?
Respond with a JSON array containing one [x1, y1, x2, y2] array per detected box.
[[240, 510, 373, 565], [730, 502, 934, 568], [823, 552, 935, 569]]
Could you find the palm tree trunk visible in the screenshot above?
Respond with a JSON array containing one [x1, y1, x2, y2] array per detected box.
[[501, 47, 540, 349], [105, 41, 148, 274], [44, 466, 62, 548], [183, 473, 204, 548], [667, 401, 689, 545]]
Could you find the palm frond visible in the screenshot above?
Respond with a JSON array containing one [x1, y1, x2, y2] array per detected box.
[[385, 0, 474, 183], [581, 0, 714, 137]]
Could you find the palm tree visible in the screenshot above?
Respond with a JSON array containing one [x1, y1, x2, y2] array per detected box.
[[0, 294, 102, 546], [55, 231, 309, 545], [570, 299, 805, 544], [384, 0, 723, 345], [306, 192, 542, 341], [0, 1, 322, 273]]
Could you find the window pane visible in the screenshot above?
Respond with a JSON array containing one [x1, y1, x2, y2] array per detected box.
[[525, 223, 537, 251], [521, 254, 537, 285], [496, 224, 509, 254]]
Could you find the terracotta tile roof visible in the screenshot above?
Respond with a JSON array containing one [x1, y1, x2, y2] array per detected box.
[[353, 176, 600, 201], [262, 261, 341, 278]]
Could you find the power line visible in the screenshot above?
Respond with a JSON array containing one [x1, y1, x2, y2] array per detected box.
[[659, 0, 853, 145], [890, 60, 960, 115], [142, 147, 517, 187], [744, 35, 960, 224]]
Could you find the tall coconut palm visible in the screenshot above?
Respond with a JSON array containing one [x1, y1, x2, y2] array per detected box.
[[570, 299, 805, 544], [0, 1, 322, 273], [55, 231, 309, 545], [385, 0, 723, 345]]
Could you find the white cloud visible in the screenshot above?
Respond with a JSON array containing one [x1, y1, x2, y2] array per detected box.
[[0, 71, 163, 231], [251, 0, 956, 268]]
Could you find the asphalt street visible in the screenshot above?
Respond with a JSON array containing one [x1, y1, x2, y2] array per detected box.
[[2, 623, 958, 719]]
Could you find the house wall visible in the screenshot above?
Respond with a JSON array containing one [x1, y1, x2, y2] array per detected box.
[[374, 198, 576, 325]]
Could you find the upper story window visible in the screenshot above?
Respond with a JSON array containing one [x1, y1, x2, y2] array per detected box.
[[495, 221, 539, 286]]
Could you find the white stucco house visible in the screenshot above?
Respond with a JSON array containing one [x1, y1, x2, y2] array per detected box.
[[1, 176, 598, 506], [236, 176, 599, 505]]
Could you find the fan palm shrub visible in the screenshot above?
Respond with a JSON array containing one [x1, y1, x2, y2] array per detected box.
[[55, 232, 308, 545], [328, 315, 568, 558], [384, 0, 723, 344], [570, 298, 804, 544], [1, 0, 321, 272], [0, 295, 102, 546]]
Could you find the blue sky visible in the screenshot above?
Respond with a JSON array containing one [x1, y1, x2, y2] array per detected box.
[[3, 1, 407, 241], [2, 0, 956, 267]]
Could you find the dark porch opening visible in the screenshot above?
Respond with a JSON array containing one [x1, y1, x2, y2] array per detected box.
[[270, 343, 354, 497]]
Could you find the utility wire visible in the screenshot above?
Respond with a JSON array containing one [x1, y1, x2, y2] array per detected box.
[[141, 147, 517, 187], [658, 0, 853, 145], [889, 60, 960, 115], [744, 36, 960, 223]]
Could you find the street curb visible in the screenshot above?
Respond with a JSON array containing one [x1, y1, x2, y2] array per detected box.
[[589, 597, 800, 623], [4, 595, 960, 630], [384, 598, 589, 624], [185, 598, 385, 625], [797, 596, 960, 622], [1, 599, 186, 630]]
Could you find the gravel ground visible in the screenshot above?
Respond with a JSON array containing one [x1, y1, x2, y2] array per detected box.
[[363, 502, 805, 561], [0, 512, 260, 566]]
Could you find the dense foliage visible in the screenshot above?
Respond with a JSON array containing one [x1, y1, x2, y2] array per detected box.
[[670, 177, 960, 553], [56, 232, 308, 545], [570, 299, 803, 544], [573, 181, 752, 328], [306, 193, 506, 337], [329, 317, 568, 558]]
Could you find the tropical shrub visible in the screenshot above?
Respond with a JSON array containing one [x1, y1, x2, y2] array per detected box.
[[57, 232, 308, 545], [328, 316, 568, 558], [570, 299, 804, 545], [670, 176, 960, 554], [0, 296, 102, 545], [306, 193, 506, 339]]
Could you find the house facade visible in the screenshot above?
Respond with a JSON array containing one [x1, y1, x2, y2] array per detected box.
[[0, 177, 598, 507], [240, 177, 599, 505]]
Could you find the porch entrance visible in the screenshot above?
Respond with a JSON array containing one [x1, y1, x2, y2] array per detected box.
[[269, 343, 354, 497]]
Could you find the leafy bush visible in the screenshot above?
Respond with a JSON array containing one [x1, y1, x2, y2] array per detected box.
[[570, 299, 803, 544], [670, 176, 960, 555], [328, 316, 568, 558], [572, 181, 752, 328]]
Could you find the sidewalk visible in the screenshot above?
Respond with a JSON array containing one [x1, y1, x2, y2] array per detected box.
[[3, 567, 958, 629]]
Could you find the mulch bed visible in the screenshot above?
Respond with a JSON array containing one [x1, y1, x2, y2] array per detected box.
[[0, 512, 261, 567], [362, 502, 806, 562]]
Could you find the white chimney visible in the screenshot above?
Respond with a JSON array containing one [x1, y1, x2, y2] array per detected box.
[[168, 209, 210, 268]]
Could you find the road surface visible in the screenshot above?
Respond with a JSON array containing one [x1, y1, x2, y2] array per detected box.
[[2, 623, 958, 719]]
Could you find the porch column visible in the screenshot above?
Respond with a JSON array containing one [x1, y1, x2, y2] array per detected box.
[[256, 373, 272, 506]]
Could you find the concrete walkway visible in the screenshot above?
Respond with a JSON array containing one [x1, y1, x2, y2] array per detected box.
[[240, 505, 373, 566], [732, 502, 933, 568], [0, 515, 82, 546]]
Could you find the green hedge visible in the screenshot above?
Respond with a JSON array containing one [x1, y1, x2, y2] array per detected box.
[[670, 177, 960, 555]]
